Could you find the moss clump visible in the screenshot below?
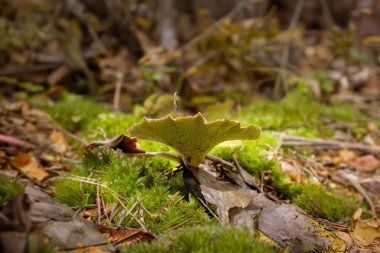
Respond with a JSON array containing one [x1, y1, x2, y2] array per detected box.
[[37, 93, 109, 132], [123, 225, 278, 253], [54, 148, 209, 233], [236, 90, 366, 138], [0, 176, 24, 205], [293, 183, 356, 221], [85, 112, 139, 140]]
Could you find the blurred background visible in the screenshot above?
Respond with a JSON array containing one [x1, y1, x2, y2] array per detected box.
[[1, 0, 380, 114]]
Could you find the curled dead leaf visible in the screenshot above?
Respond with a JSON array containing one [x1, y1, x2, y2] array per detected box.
[[50, 130, 69, 154], [351, 218, 380, 247], [348, 155, 380, 173], [11, 153, 49, 182], [86, 135, 145, 154]]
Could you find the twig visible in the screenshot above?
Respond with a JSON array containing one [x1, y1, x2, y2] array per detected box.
[[0, 134, 35, 149], [96, 185, 102, 225], [73, 204, 97, 217], [274, 133, 380, 156], [173, 91, 178, 117], [306, 194, 330, 218], [136, 198, 155, 218], [108, 203, 122, 223], [289, 151, 320, 180], [166, 219, 191, 231], [113, 71, 124, 111], [337, 171, 376, 218], [129, 151, 182, 164], [231, 150, 262, 192], [117, 201, 138, 226], [157, 191, 180, 217], [206, 154, 235, 169], [57, 126, 87, 145]]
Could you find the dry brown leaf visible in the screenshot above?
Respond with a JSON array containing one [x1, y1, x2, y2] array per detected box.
[[360, 175, 380, 194], [351, 219, 380, 247], [98, 226, 155, 245], [50, 131, 69, 154], [348, 155, 380, 172], [63, 246, 110, 253], [351, 208, 363, 228], [12, 153, 49, 182], [336, 150, 357, 164], [86, 135, 145, 154]]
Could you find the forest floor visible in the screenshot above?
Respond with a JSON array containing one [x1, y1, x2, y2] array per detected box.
[[0, 90, 380, 253], [1, 1, 380, 252]]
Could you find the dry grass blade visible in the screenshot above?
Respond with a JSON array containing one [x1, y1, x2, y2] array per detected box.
[[65, 175, 147, 230]]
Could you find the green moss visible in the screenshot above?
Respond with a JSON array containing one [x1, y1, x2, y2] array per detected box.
[[36, 93, 109, 132], [0, 176, 24, 205], [123, 225, 278, 253], [54, 177, 95, 208], [54, 148, 209, 233], [235, 90, 367, 138], [85, 112, 139, 140], [293, 183, 356, 221]]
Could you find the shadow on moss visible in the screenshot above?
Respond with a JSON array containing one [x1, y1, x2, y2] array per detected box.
[[122, 225, 278, 253]]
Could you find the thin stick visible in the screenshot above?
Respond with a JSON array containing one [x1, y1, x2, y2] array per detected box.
[[96, 185, 102, 225], [65, 175, 147, 230], [113, 71, 124, 111], [157, 191, 180, 217], [206, 154, 235, 169], [128, 151, 182, 164], [0, 134, 35, 149], [57, 126, 87, 145], [338, 171, 376, 218], [231, 150, 262, 192], [274, 133, 380, 156], [173, 91, 178, 117], [166, 219, 192, 232], [306, 194, 330, 218]]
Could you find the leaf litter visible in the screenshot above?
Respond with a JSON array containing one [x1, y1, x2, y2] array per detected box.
[[0, 102, 155, 252]]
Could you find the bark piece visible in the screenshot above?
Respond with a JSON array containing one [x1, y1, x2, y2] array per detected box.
[[43, 218, 113, 251], [193, 161, 346, 252]]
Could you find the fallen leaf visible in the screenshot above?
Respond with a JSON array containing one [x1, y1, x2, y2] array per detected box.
[[351, 219, 380, 247], [336, 150, 356, 164], [98, 226, 155, 245], [360, 175, 380, 194], [63, 246, 110, 253], [50, 131, 69, 154], [200, 184, 257, 223], [351, 208, 362, 228], [12, 153, 49, 182], [348, 155, 380, 172], [128, 113, 261, 167], [43, 218, 113, 250], [86, 135, 145, 154]]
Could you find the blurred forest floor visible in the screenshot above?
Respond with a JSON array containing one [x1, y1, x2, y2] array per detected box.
[[1, 0, 380, 252]]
